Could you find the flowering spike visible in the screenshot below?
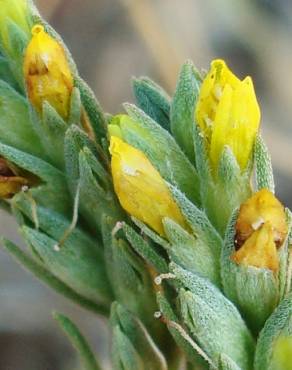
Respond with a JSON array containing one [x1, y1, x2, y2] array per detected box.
[[23, 25, 73, 120], [195, 59, 260, 172], [109, 136, 186, 236]]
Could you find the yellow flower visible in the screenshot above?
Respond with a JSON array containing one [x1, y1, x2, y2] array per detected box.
[[23, 25, 73, 120], [195, 59, 260, 172], [235, 189, 287, 248], [0, 157, 33, 199], [109, 136, 186, 236], [0, 0, 30, 52], [231, 189, 288, 272], [232, 222, 279, 272]]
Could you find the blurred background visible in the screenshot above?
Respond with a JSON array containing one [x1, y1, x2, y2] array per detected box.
[[1, 0, 292, 368]]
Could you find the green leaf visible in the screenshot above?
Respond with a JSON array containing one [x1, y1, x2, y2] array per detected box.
[[131, 217, 169, 249], [68, 87, 82, 125], [36, 101, 68, 168], [132, 76, 170, 130], [21, 224, 113, 306], [111, 302, 167, 370], [198, 146, 251, 236], [1, 238, 108, 315], [75, 76, 107, 143], [4, 20, 29, 89], [64, 125, 122, 232], [255, 293, 292, 370], [0, 80, 44, 158], [78, 148, 124, 232], [170, 60, 201, 162], [169, 184, 222, 261], [157, 292, 209, 369], [163, 217, 220, 286], [254, 135, 275, 193], [102, 216, 160, 338], [112, 326, 144, 370], [173, 264, 255, 370], [0, 56, 18, 89], [122, 223, 168, 273], [122, 104, 200, 205], [64, 124, 98, 193], [193, 123, 211, 182], [54, 312, 102, 370], [219, 354, 242, 370]]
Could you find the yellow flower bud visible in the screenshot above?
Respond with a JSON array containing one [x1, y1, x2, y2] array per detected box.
[[232, 222, 279, 272], [0, 157, 31, 199], [23, 25, 74, 120], [231, 189, 288, 272], [195, 59, 260, 172], [0, 0, 30, 52], [235, 189, 287, 248], [109, 136, 186, 236]]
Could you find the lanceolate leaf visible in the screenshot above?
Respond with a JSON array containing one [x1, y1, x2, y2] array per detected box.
[[132, 76, 171, 131], [1, 238, 108, 315], [171, 60, 201, 162], [123, 104, 200, 205], [254, 135, 275, 193], [54, 312, 102, 370]]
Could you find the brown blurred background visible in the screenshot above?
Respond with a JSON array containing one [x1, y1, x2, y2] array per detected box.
[[1, 0, 292, 369]]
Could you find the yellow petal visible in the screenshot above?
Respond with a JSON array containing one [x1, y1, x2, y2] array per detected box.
[[23, 25, 73, 120], [236, 189, 287, 248], [195, 59, 240, 134], [232, 222, 279, 272], [109, 136, 186, 236], [195, 59, 260, 172], [209, 83, 233, 169]]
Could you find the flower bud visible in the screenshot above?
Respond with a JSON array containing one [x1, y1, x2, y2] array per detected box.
[[231, 189, 287, 272], [232, 222, 279, 272], [0, 0, 31, 52], [23, 25, 73, 120], [0, 157, 30, 199], [195, 59, 260, 172], [235, 189, 287, 248], [109, 136, 187, 236]]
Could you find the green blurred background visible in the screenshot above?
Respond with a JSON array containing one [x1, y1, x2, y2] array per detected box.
[[1, 0, 292, 369]]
